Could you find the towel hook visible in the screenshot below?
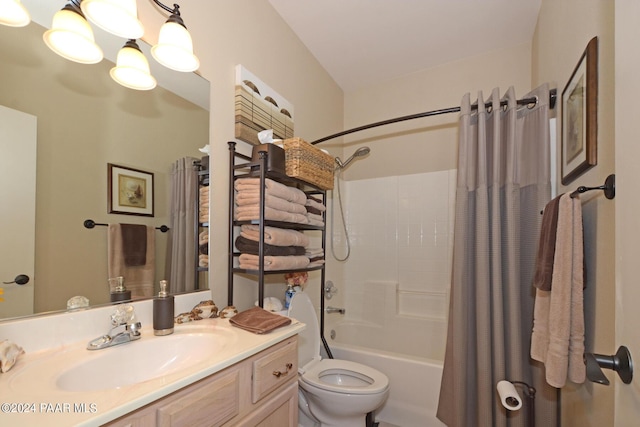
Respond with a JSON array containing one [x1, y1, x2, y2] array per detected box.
[[570, 174, 615, 199]]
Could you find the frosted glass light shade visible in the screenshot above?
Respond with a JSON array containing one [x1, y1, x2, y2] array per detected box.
[[43, 8, 103, 64], [81, 0, 143, 39], [110, 40, 157, 91], [0, 0, 31, 27], [151, 21, 199, 72]]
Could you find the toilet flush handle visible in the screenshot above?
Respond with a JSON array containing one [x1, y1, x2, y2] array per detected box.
[[273, 363, 293, 378]]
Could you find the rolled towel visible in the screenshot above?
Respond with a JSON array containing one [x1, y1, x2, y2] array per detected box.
[[235, 178, 307, 205], [235, 192, 307, 215], [241, 225, 310, 247], [239, 253, 310, 271], [229, 306, 291, 334]]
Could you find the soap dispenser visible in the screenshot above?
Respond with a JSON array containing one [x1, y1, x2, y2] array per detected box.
[[153, 280, 174, 336]]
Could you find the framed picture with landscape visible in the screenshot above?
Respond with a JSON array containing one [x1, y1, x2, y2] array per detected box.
[[107, 163, 154, 217], [561, 36, 598, 185]]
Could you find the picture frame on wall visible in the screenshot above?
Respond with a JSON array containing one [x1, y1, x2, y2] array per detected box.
[[561, 36, 598, 185], [108, 163, 154, 217]]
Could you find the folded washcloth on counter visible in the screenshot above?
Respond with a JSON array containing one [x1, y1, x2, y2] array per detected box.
[[235, 205, 309, 224], [236, 193, 307, 215], [235, 235, 306, 256], [229, 306, 291, 334], [235, 178, 307, 205], [241, 225, 310, 247], [239, 253, 310, 271]]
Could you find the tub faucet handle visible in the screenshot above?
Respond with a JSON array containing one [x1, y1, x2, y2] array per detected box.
[[324, 281, 338, 300]]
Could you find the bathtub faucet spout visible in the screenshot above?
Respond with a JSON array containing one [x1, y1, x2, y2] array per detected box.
[[325, 306, 345, 315]]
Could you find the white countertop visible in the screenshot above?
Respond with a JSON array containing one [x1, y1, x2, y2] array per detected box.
[[0, 318, 304, 426], [0, 292, 304, 426]]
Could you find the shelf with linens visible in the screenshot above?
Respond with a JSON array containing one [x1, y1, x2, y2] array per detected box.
[[196, 157, 210, 290], [227, 140, 327, 309]]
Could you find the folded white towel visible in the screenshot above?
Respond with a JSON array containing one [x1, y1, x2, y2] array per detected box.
[[305, 197, 326, 212]]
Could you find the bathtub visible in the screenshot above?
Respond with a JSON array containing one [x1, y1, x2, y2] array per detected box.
[[326, 320, 446, 427]]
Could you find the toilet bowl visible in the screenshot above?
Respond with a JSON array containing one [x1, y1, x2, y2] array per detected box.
[[288, 291, 389, 427]]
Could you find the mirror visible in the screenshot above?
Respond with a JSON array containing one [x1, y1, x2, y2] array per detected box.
[[0, 5, 210, 320]]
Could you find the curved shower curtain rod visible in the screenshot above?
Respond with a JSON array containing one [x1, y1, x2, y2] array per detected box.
[[311, 89, 557, 145]]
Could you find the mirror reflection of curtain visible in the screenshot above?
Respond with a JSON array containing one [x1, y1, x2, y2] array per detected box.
[[166, 157, 198, 294], [437, 85, 559, 427]]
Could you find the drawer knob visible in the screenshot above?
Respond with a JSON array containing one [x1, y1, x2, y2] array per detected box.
[[272, 363, 293, 378]]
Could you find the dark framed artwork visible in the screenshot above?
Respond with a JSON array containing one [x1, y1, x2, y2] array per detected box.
[[107, 163, 154, 217], [561, 36, 598, 185]]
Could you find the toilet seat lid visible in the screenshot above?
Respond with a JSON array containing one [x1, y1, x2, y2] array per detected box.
[[287, 291, 320, 367], [300, 359, 390, 395]]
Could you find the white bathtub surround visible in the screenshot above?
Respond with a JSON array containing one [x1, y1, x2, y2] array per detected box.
[[324, 170, 455, 426]]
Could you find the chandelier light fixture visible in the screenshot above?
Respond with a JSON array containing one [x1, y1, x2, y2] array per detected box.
[[0, 0, 31, 27], [0, 0, 199, 90]]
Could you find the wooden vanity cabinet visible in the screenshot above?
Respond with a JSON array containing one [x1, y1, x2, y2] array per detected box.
[[106, 336, 299, 427]]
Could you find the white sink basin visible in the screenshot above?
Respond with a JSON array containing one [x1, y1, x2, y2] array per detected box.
[[55, 331, 231, 392]]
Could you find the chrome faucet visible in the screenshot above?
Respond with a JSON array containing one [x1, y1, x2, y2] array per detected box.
[[325, 306, 345, 315], [87, 305, 142, 350]]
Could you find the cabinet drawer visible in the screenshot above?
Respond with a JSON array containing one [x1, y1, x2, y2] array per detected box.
[[252, 337, 298, 403], [157, 369, 240, 427]]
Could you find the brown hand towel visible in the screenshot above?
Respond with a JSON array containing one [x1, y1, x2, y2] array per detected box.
[[533, 195, 561, 291], [229, 307, 291, 334], [235, 235, 305, 256], [120, 224, 147, 266]]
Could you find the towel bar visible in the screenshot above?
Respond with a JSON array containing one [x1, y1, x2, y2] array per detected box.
[[83, 219, 170, 233], [570, 174, 615, 199]]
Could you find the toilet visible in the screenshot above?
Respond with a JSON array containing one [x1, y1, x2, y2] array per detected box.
[[287, 291, 389, 427]]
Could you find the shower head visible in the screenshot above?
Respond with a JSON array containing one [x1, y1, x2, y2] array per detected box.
[[335, 146, 371, 170]]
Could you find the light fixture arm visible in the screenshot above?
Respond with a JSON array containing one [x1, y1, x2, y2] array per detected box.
[[151, 1, 180, 16]]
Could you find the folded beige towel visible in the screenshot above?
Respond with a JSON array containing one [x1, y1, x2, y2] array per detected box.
[[306, 212, 324, 226], [229, 307, 291, 334], [236, 192, 307, 215], [241, 225, 310, 247], [239, 253, 310, 271], [305, 197, 326, 212], [235, 178, 307, 205], [531, 193, 585, 387], [235, 206, 309, 224], [199, 230, 208, 245]]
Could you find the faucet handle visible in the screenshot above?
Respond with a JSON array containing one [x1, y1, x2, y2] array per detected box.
[[111, 305, 136, 326], [127, 322, 142, 337]]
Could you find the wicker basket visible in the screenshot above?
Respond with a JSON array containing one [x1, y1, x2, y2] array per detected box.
[[282, 137, 334, 190]]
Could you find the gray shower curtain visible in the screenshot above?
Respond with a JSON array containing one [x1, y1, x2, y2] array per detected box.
[[165, 157, 198, 294], [437, 85, 559, 427]]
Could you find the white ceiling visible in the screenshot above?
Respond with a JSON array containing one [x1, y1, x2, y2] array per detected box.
[[268, 0, 542, 93]]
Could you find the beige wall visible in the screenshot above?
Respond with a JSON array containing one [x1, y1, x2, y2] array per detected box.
[[615, 1, 640, 426], [342, 43, 532, 181], [0, 22, 209, 313], [533, 1, 615, 426], [135, 1, 344, 309]]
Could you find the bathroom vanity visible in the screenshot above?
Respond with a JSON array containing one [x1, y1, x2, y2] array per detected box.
[[105, 336, 299, 426], [0, 292, 303, 427]]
